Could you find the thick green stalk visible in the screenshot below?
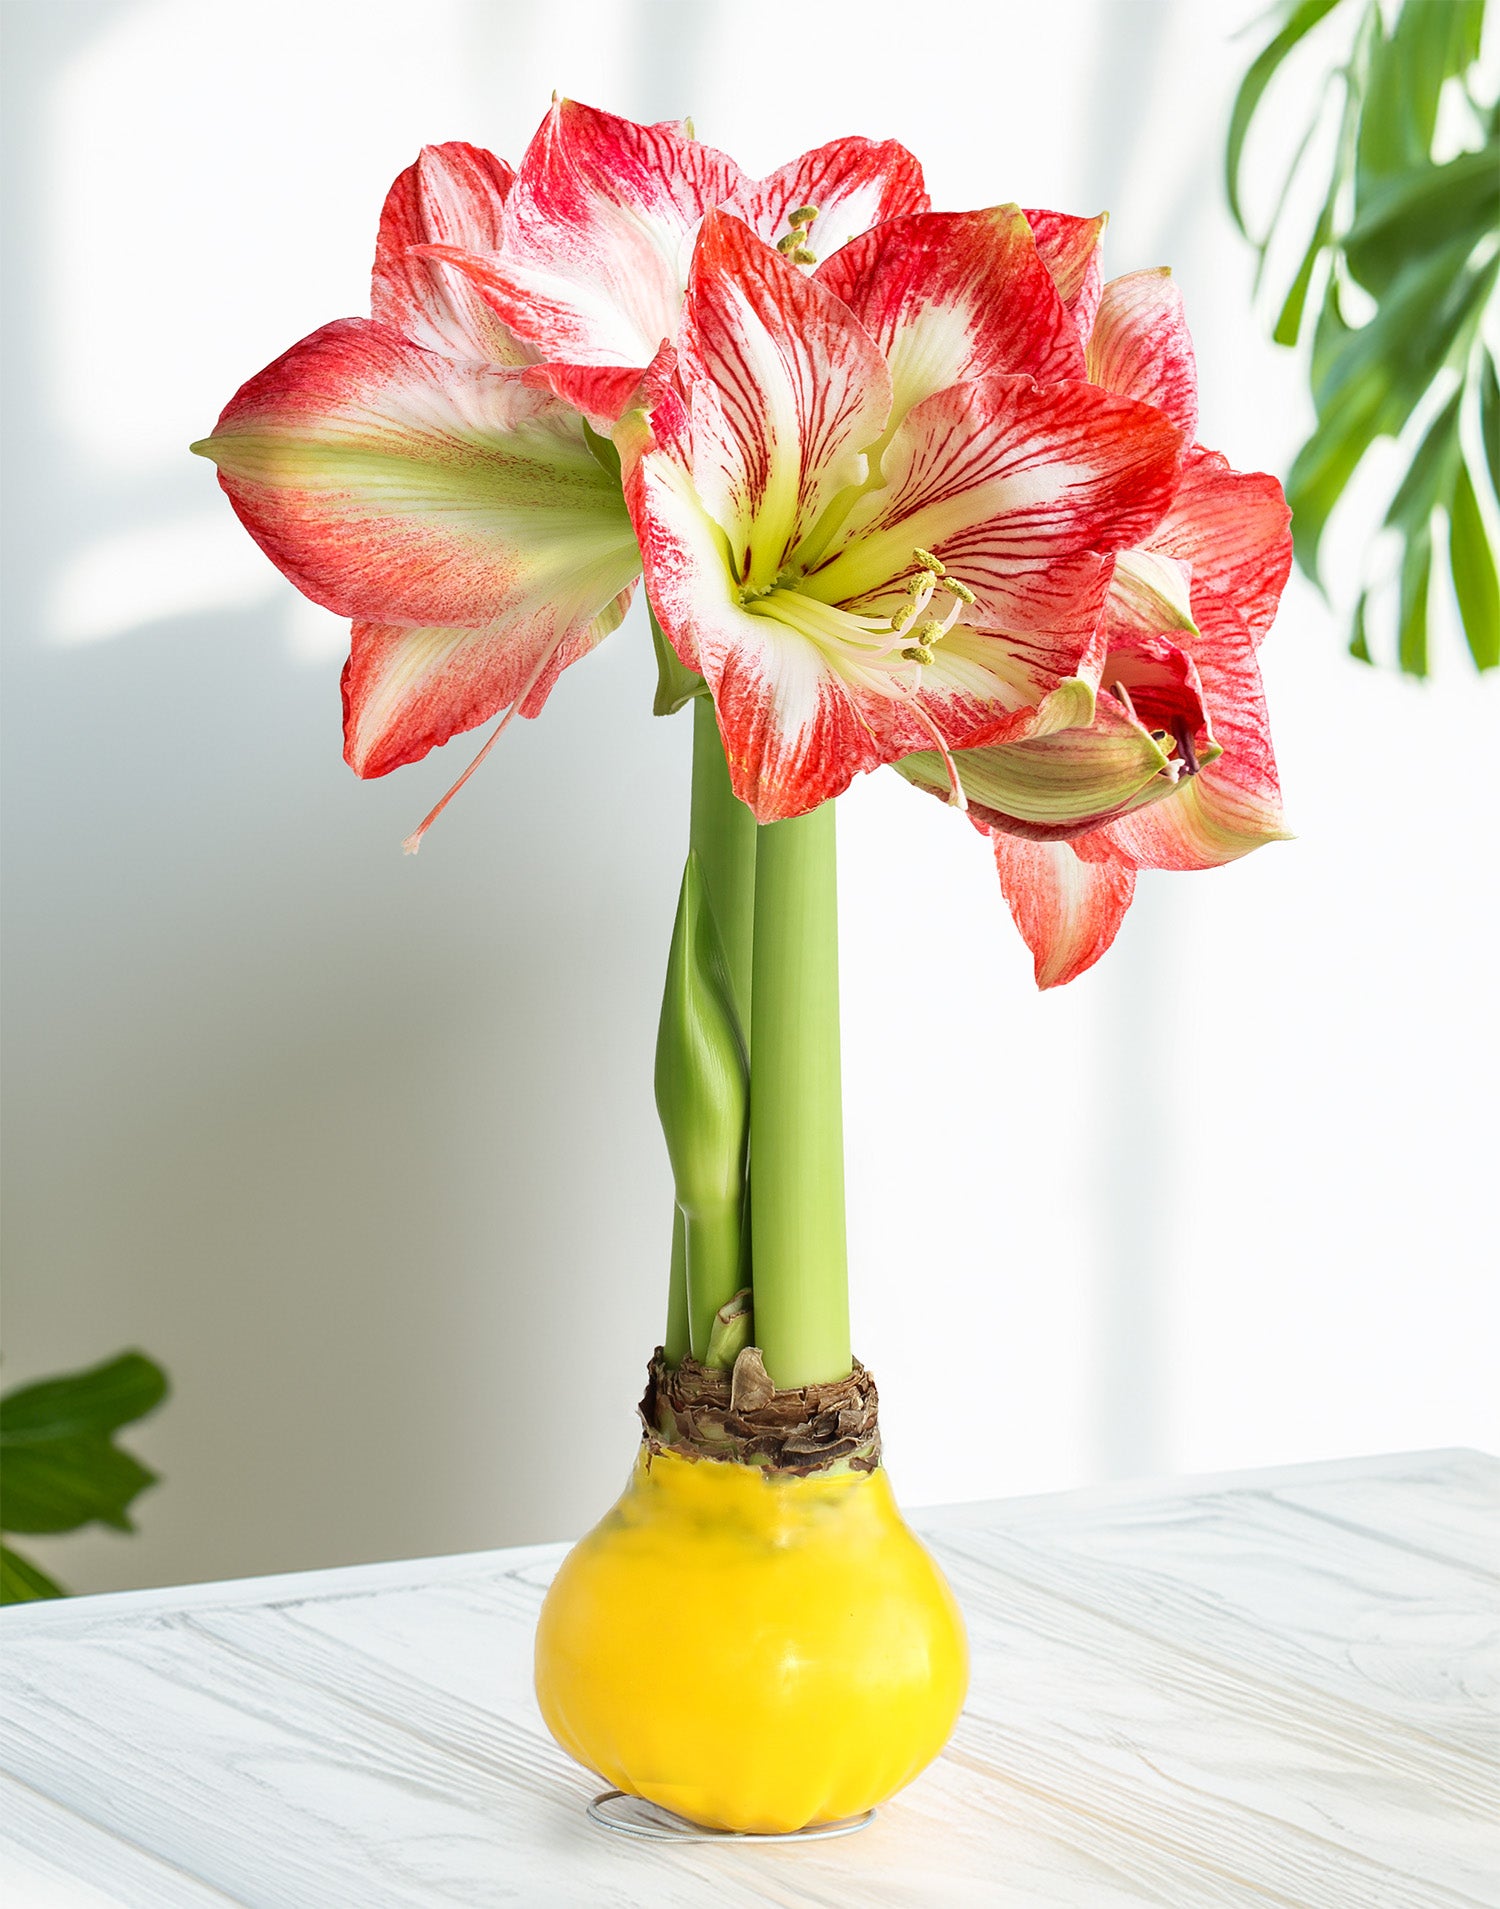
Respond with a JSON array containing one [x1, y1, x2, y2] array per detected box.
[[661, 700, 757, 1366], [656, 856, 749, 1363], [664, 1209, 690, 1367], [690, 696, 756, 1038], [749, 801, 851, 1388]]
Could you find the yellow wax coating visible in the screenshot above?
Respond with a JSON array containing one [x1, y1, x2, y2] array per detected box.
[[535, 1445, 968, 1834]]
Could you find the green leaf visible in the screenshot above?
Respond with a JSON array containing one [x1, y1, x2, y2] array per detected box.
[[1397, 526, 1433, 674], [1287, 364, 1390, 579], [1480, 351, 1500, 504], [1349, 589, 1373, 661], [1289, 236, 1496, 578], [0, 1543, 65, 1604], [1449, 460, 1500, 668], [1227, 0, 1345, 235], [1, 1435, 156, 1534], [1272, 207, 1333, 347], [1, 1351, 167, 1444], [649, 608, 705, 717], [1345, 144, 1500, 296], [1356, 0, 1485, 184], [1, 1351, 167, 1538], [1383, 387, 1461, 533]]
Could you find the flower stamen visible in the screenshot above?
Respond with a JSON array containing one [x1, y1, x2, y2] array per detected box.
[[776, 204, 819, 266]]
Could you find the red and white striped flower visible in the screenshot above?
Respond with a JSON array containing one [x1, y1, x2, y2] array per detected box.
[[192, 106, 929, 813], [617, 207, 1185, 820], [898, 252, 1292, 986], [193, 139, 642, 796], [415, 97, 930, 429], [194, 101, 1287, 985]]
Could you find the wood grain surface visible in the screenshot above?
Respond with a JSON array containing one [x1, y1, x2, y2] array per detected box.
[[2, 1449, 1496, 1907]]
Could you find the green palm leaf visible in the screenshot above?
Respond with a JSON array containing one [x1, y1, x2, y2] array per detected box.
[[1229, 0, 1499, 673]]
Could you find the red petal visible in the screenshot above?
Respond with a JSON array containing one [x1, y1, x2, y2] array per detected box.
[[1102, 632, 1209, 739], [807, 374, 1183, 647], [1024, 208, 1107, 336], [1148, 446, 1292, 642], [470, 98, 745, 376], [342, 585, 633, 778], [730, 136, 928, 261], [1087, 270, 1198, 442], [195, 320, 641, 752], [1107, 593, 1287, 869], [992, 832, 1136, 987], [371, 143, 529, 366], [679, 209, 891, 588], [817, 206, 1086, 422]]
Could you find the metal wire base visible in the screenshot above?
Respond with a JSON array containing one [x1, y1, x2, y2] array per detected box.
[[586, 1788, 876, 1844]]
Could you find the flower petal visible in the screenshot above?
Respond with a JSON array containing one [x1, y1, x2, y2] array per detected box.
[[805, 374, 1183, 645], [452, 99, 745, 377], [679, 208, 892, 591], [898, 690, 1172, 832], [1086, 269, 1198, 442], [1148, 446, 1292, 642], [729, 135, 929, 262], [1024, 208, 1107, 336], [816, 206, 1086, 429], [1106, 594, 1287, 869], [1101, 633, 1212, 748], [992, 832, 1136, 988], [343, 584, 633, 777], [193, 316, 640, 639], [370, 142, 530, 365], [624, 432, 893, 819]]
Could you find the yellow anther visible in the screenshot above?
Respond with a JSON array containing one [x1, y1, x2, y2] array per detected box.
[[902, 644, 935, 665], [776, 233, 801, 255], [787, 204, 819, 226], [942, 577, 976, 605], [789, 245, 818, 265], [913, 548, 946, 576]]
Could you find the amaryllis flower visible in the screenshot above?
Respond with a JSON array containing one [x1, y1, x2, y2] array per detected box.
[[615, 207, 1185, 820], [900, 262, 1292, 986], [192, 140, 641, 792], [192, 105, 928, 814], [416, 97, 930, 428]]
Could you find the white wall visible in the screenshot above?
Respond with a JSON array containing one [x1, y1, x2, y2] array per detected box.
[[3, 0, 1496, 1595]]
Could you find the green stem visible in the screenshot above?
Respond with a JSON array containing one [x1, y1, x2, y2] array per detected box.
[[661, 699, 758, 1365], [749, 801, 851, 1388], [690, 696, 756, 1038], [664, 1209, 689, 1367]]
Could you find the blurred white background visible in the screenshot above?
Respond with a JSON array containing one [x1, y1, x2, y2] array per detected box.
[[3, 0, 1496, 1595]]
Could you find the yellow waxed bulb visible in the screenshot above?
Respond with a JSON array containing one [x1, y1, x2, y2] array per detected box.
[[535, 1441, 968, 1835]]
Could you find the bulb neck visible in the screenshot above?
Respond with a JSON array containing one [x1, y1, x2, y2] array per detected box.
[[639, 1347, 881, 1476]]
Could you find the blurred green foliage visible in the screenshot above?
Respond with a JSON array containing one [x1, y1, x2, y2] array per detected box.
[[1, 1351, 169, 1602], [1229, 0, 1499, 673]]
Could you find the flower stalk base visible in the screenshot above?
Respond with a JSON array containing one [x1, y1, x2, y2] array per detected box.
[[640, 1346, 879, 1474]]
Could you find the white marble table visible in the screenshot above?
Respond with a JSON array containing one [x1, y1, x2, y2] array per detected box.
[[1, 1449, 1496, 1908]]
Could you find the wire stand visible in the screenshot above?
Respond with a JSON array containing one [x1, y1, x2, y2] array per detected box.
[[586, 1789, 876, 1844]]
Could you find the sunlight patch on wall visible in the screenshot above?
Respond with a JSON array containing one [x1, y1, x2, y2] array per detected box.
[[48, 514, 278, 647]]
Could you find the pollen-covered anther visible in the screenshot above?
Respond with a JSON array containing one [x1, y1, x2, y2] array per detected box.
[[912, 548, 946, 576], [902, 644, 936, 665], [777, 204, 820, 266], [941, 577, 976, 606]]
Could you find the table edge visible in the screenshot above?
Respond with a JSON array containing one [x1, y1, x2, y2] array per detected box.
[[2, 1445, 1492, 1639]]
